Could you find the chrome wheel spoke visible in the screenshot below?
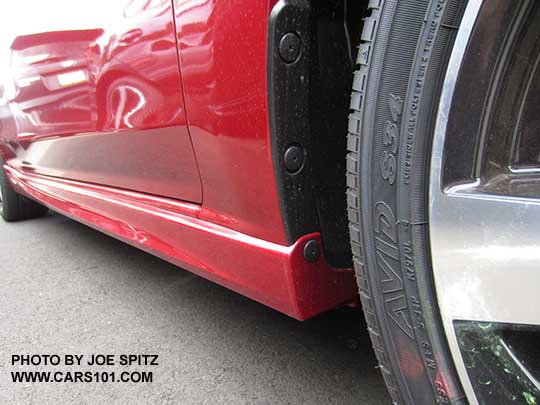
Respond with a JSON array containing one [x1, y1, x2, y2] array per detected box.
[[431, 185, 540, 326]]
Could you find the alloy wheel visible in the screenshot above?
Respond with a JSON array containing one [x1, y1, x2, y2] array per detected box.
[[430, 0, 540, 403]]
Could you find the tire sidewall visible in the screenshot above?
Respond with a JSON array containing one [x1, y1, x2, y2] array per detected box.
[[349, 0, 468, 403]]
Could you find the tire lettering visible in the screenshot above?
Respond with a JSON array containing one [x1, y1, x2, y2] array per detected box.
[[374, 202, 414, 339], [380, 94, 403, 184]]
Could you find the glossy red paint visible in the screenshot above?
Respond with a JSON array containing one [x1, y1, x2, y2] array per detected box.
[[5, 165, 357, 320], [0, 0, 359, 319], [174, 0, 287, 244], [0, 0, 202, 202]]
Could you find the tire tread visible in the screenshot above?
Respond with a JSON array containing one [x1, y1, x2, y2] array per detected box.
[[346, 2, 402, 403]]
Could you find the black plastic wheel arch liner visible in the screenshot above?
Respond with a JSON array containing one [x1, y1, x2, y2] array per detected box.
[[268, 0, 355, 267]]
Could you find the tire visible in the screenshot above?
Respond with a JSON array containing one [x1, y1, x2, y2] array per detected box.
[[346, 1, 467, 403], [0, 161, 48, 222]]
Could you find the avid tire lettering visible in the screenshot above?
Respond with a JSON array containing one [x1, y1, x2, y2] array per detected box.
[[374, 201, 414, 340]]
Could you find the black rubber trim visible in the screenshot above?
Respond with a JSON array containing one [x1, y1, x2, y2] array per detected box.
[[268, 0, 316, 246], [268, 0, 355, 267]]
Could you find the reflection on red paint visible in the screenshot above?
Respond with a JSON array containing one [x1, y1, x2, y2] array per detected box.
[[0, 0, 360, 321], [5, 165, 356, 320], [174, 0, 287, 243], [0, 0, 202, 202]]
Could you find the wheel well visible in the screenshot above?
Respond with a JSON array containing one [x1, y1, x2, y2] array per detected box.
[[268, 0, 369, 267]]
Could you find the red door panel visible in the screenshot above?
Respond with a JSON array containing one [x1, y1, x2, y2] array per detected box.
[[0, 0, 202, 203], [173, 0, 287, 244]]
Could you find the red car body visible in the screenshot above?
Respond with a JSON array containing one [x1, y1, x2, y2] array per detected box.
[[0, 0, 357, 320]]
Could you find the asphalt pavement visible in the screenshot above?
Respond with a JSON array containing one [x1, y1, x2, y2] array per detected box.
[[0, 211, 389, 404]]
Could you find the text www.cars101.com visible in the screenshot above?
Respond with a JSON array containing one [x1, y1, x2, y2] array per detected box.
[[12, 371, 153, 383]]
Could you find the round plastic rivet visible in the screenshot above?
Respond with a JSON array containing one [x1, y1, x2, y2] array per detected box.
[[279, 32, 302, 64], [284, 145, 305, 173], [303, 240, 320, 263]]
